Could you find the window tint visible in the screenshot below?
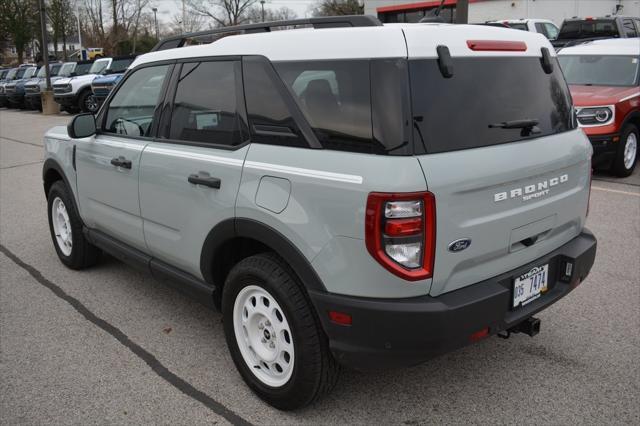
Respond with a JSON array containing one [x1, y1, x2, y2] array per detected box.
[[558, 20, 619, 39], [535, 23, 548, 37], [623, 19, 637, 37], [410, 57, 573, 154], [276, 60, 378, 153], [104, 65, 169, 137], [242, 58, 307, 148], [508, 23, 528, 31], [107, 57, 135, 74], [169, 61, 243, 146]]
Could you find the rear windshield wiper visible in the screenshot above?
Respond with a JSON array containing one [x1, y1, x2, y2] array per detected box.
[[489, 119, 541, 136]]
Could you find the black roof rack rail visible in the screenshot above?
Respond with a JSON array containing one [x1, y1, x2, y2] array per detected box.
[[151, 15, 383, 52]]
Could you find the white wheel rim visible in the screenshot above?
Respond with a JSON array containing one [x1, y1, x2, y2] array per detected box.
[[51, 197, 72, 256], [233, 285, 295, 387], [623, 132, 637, 170]]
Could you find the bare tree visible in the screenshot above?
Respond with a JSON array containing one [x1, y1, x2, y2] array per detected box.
[[312, 0, 363, 17], [83, 0, 108, 49], [187, 0, 258, 27], [49, 0, 77, 59], [245, 5, 296, 24], [170, 9, 206, 35], [129, 0, 150, 53]]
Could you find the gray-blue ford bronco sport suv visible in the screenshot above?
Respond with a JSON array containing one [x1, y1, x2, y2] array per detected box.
[[42, 16, 597, 410]]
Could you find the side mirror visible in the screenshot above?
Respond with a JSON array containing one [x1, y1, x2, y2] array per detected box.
[[68, 113, 96, 138]]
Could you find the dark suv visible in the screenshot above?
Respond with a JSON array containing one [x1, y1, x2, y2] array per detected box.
[[552, 16, 640, 48]]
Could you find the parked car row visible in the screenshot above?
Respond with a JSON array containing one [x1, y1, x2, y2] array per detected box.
[[0, 55, 135, 114]]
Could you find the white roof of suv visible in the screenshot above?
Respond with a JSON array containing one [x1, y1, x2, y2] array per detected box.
[[131, 23, 554, 69], [557, 38, 640, 56]]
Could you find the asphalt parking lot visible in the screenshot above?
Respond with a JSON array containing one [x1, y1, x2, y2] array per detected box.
[[1, 109, 639, 425]]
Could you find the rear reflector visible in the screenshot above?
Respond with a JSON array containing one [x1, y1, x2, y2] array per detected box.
[[467, 40, 527, 52], [329, 311, 352, 326], [469, 327, 490, 342]]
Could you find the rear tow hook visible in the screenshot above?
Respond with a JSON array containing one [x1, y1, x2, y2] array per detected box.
[[499, 317, 542, 339]]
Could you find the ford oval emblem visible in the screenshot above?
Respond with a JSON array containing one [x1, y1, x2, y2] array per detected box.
[[448, 238, 471, 252]]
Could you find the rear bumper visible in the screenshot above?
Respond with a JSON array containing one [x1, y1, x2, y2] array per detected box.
[[309, 229, 597, 371], [588, 133, 619, 167]]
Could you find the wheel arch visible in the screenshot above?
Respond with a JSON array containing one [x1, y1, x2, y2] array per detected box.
[[621, 110, 640, 132], [201, 218, 327, 308], [43, 159, 78, 212]]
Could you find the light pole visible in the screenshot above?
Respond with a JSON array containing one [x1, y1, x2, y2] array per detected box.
[[261, 0, 265, 22], [75, 1, 83, 59], [152, 7, 159, 40]]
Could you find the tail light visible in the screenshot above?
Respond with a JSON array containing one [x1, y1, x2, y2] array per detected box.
[[365, 192, 436, 281]]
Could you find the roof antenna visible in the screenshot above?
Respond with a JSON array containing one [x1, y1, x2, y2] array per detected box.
[[420, 0, 446, 23]]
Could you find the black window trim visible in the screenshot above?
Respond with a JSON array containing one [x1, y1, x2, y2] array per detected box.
[[154, 55, 252, 151], [245, 55, 322, 149], [96, 59, 176, 142]]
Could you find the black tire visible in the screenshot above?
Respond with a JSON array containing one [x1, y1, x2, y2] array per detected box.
[[77, 89, 94, 113], [611, 124, 638, 177], [47, 181, 101, 269], [222, 253, 339, 410]]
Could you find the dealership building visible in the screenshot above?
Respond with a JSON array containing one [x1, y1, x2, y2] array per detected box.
[[365, 0, 640, 25]]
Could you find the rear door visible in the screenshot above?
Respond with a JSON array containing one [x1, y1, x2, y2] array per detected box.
[[76, 63, 172, 251], [138, 59, 248, 278], [406, 36, 591, 296]]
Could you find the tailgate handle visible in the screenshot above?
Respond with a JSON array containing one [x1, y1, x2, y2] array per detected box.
[[520, 236, 539, 247]]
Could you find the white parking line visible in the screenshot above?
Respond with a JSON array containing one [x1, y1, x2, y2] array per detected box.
[[591, 186, 640, 198]]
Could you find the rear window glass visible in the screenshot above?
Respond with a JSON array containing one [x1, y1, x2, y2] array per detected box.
[[558, 20, 619, 39], [410, 57, 573, 154], [508, 23, 528, 31]]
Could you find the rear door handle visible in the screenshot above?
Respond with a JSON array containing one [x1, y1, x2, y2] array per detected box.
[[188, 174, 221, 189], [110, 156, 132, 169]]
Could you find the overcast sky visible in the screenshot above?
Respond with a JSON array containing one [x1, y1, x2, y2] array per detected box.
[[149, 0, 318, 25]]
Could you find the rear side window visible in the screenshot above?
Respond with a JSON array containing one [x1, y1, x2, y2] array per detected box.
[[410, 57, 573, 154], [169, 61, 244, 146], [275, 60, 410, 155], [276, 60, 375, 153]]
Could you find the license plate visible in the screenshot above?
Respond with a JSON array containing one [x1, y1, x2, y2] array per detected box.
[[513, 264, 549, 308]]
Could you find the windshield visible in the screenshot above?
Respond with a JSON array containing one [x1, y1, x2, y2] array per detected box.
[[559, 55, 640, 86], [558, 20, 619, 39], [89, 60, 109, 74], [106, 58, 134, 74], [410, 57, 573, 154], [15, 68, 27, 79], [0, 70, 7, 79], [58, 63, 76, 77], [36, 64, 61, 78], [74, 62, 93, 76], [23, 67, 37, 79]]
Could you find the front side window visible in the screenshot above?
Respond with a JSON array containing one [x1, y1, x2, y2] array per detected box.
[[74, 62, 93, 76], [559, 55, 640, 87], [168, 61, 243, 146], [104, 65, 170, 137], [410, 57, 573, 154], [106, 57, 135, 74], [623, 19, 637, 37]]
